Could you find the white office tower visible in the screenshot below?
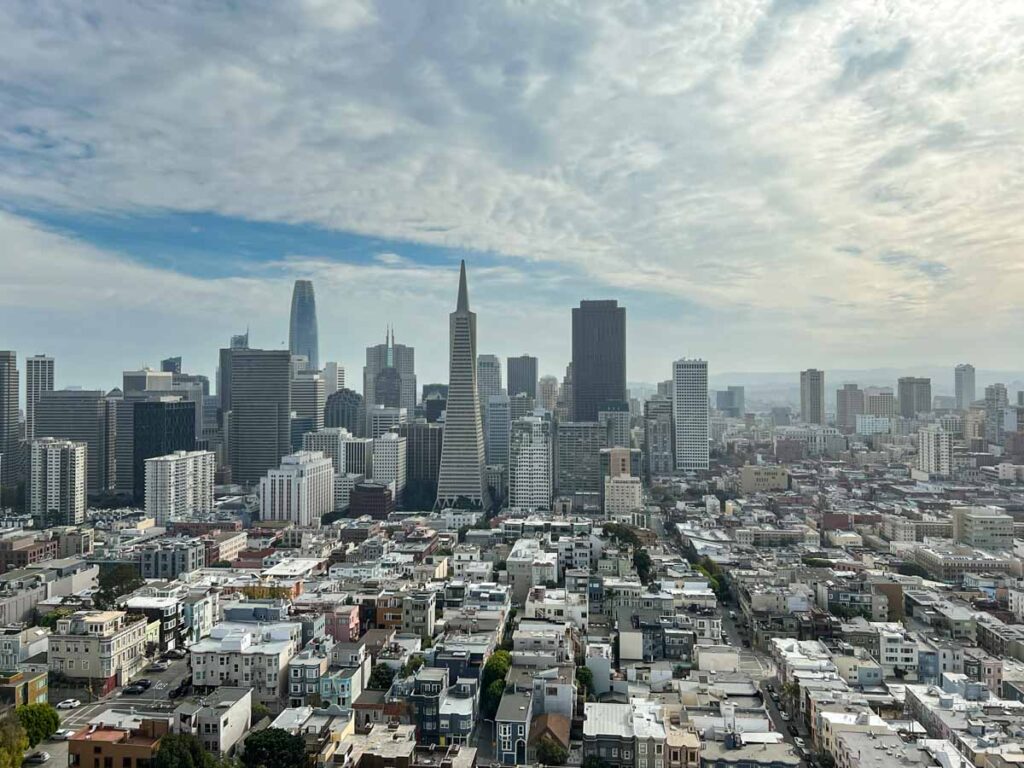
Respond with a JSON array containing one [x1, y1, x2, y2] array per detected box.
[[302, 427, 351, 473], [477, 354, 503, 405], [259, 451, 334, 527], [323, 362, 346, 397], [30, 437, 86, 526], [604, 474, 642, 524], [368, 405, 407, 439], [917, 426, 952, 477], [508, 416, 552, 511], [672, 359, 709, 471], [955, 364, 976, 411], [144, 449, 215, 526], [485, 394, 511, 467], [371, 433, 407, 502], [25, 355, 55, 442]]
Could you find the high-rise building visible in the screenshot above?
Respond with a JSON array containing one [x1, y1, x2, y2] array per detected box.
[[259, 451, 334, 527], [35, 389, 117, 495], [144, 450, 215, 526], [399, 420, 444, 510], [230, 331, 249, 350], [917, 426, 952, 478], [485, 394, 511, 469], [477, 354, 503, 406], [800, 369, 825, 425], [160, 357, 182, 374], [123, 368, 173, 395], [289, 279, 319, 370], [324, 388, 364, 436], [436, 261, 489, 510], [538, 376, 559, 413], [367, 405, 407, 439], [323, 362, 345, 397], [897, 377, 932, 418], [555, 363, 574, 422], [302, 427, 351, 473], [30, 438, 86, 526], [715, 386, 745, 418], [228, 349, 292, 485], [507, 355, 538, 399], [836, 384, 865, 432], [673, 359, 709, 472], [0, 352, 18, 488], [371, 433, 407, 504], [133, 399, 196, 501], [865, 387, 897, 418], [955, 364, 976, 411], [291, 369, 326, 449], [984, 383, 1010, 444], [25, 355, 54, 443], [554, 421, 605, 504], [643, 396, 674, 481], [571, 300, 626, 421], [598, 401, 631, 448], [510, 392, 535, 421], [508, 416, 552, 511], [363, 328, 416, 421]]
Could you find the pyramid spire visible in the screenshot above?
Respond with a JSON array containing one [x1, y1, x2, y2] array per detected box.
[[456, 259, 470, 312]]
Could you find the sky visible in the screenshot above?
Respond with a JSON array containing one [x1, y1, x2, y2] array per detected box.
[[2, 1, 1024, 393]]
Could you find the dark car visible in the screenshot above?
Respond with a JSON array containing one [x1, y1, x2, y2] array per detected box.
[[788, 725, 800, 737], [24, 753, 50, 765], [122, 684, 146, 695], [162, 649, 187, 660], [134, 679, 153, 689]]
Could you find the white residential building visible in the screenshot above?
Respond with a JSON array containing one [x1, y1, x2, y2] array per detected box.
[[30, 437, 86, 525], [673, 358, 709, 471], [855, 414, 892, 435], [604, 475, 642, 523], [508, 416, 552, 511], [260, 451, 335, 527], [524, 587, 589, 632], [371, 433, 407, 500], [918, 426, 952, 477], [144, 450, 215, 525]]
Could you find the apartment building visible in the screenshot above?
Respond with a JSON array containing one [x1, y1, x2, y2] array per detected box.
[[48, 610, 149, 693]]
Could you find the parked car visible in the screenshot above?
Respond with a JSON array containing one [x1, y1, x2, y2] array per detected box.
[[780, 711, 791, 721], [788, 725, 800, 738], [122, 684, 146, 695], [149, 662, 169, 673], [56, 699, 81, 710], [25, 752, 50, 764], [134, 678, 153, 689], [770, 692, 780, 702], [52, 729, 78, 741], [162, 649, 187, 660], [794, 737, 806, 750], [742, 639, 751, 647]]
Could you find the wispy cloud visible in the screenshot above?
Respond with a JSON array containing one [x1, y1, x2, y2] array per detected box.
[[1, 1, 1024, 380]]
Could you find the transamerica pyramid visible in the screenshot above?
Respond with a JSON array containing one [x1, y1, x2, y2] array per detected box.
[[435, 260, 491, 510]]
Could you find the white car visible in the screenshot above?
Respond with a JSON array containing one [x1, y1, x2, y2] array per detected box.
[[52, 729, 77, 741], [56, 699, 81, 710], [794, 737, 806, 750]]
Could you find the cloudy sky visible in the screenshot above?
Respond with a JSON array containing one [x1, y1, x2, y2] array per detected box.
[[2, 1, 1024, 392]]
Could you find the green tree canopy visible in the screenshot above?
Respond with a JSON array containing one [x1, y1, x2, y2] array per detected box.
[[0, 715, 28, 768], [94, 563, 144, 609], [154, 733, 212, 768], [368, 663, 396, 690], [633, 550, 653, 584], [482, 650, 511, 689], [481, 678, 506, 719], [401, 655, 425, 678], [575, 667, 594, 695], [16, 703, 60, 747], [251, 702, 271, 722], [242, 728, 306, 768], [536, 736, 568, 766]]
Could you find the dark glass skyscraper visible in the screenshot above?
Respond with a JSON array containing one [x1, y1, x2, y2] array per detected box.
[[325, 388, 365, 436], [289, 279, 319, 370], [507, 355, 538, 399], [132, 399, 196, 501], [571, 300, 626, 421]]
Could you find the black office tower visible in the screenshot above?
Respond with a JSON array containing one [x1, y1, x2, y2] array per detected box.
[[507, 355, 538, 399], [133, 400, 196, 501], [325, 388, 365, 436], [571, 300, 626, 422]]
